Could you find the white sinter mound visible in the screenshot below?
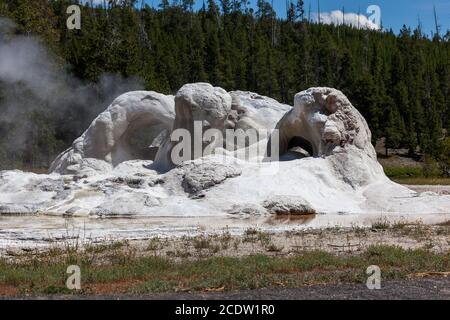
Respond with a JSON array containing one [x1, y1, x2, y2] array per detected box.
[[0, 84, 449, 222], [50, 91, 175, 174]]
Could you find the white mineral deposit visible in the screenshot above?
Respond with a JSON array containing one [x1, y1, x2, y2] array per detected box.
[[0, 84, 448, 246]]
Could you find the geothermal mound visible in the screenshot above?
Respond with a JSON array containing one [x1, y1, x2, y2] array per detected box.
[[0, 83, 449, 218]]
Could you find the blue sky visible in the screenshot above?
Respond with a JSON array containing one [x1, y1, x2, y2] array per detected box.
[[140, 0, 450, 36]]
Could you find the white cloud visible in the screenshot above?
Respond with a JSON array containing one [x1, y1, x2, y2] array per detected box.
[[80, 0, 105, 6], [313, 10, 381, 30]]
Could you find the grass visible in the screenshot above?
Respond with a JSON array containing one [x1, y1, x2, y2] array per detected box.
[[384, 167, 424, 179], [371, 218, 391, 231], [391, 177, 450, 185], [371, 219, 449, 241], [383, 166, 450, 185], [0, 244, 448, 296]]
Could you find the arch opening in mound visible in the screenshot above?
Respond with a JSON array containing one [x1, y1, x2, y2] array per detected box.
[[111, 120, 168, 166], [50, 91, 175, 174], [288, 136, 313, 158], [279, 136, 314, 161], [268, 87, 376, 162]]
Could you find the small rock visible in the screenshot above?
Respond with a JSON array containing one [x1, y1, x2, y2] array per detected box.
[[263, 196, 316, 215], [182, 162, 241, 197]]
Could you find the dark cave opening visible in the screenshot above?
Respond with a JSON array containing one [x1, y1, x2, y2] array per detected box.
[[280, 136, 314, 161]]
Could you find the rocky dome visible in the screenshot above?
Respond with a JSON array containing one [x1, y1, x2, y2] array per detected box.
[[270, 87, 375, 160], [0, 83, 448, 221]]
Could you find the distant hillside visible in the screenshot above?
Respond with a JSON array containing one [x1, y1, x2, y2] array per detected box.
[[0, 0, 448, 173]]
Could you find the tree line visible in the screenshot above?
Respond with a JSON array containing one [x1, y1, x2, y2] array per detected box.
[[0, 0, 448, 173]]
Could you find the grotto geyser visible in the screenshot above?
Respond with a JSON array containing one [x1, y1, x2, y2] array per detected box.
[[0, 83, 449, 219]]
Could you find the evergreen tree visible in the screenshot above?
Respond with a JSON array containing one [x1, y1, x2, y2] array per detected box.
[[296, 0, 304, 21], [0, 0, 448, 169]]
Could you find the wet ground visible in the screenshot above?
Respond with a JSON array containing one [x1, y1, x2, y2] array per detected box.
[[1, 212, 449, 251], [0, 185, 449, 251]]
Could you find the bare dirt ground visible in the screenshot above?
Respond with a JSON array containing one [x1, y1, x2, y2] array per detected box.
[[8, 277, 450, 300], [150, 277, 450, 300]]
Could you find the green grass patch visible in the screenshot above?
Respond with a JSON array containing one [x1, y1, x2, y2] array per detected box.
[[383, 166, 450, 184], [384, 167, 424, 179]]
